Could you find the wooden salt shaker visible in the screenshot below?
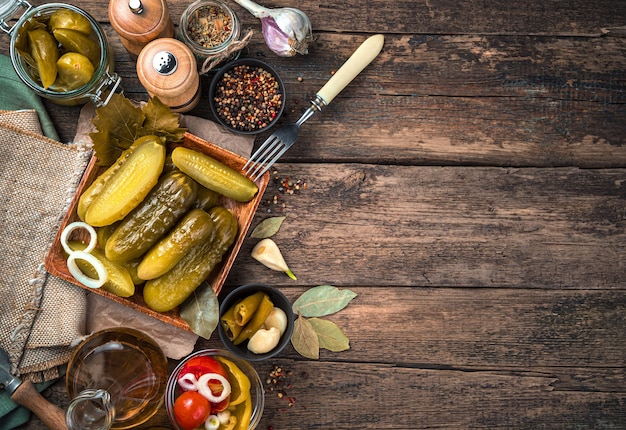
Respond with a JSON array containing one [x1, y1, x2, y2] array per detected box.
[[109, 0, 174, 58], [137, 38, 201, 113]]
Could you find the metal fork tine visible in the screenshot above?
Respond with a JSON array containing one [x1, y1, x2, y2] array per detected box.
[[251, 146, 289, 180], [243, 136, 275, 171], [244, 136, 281, 175], [248, 140, 286, 180]]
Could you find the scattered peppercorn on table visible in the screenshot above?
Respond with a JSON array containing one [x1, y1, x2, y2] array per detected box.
[[8, 0, 626, 428]]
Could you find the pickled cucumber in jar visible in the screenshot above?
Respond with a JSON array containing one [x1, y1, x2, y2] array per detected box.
[[27, 28, 59, 89], [56, 52, 95, 90], [53, 28, 101, 66], [49, 8, 92, 35]]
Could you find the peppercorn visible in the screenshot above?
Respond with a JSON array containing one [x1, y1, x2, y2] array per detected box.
[[213, 64, 283, 132]]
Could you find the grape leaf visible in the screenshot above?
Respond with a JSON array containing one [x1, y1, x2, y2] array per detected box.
[[291, 314, 319, 359], [90, 94, 145, 165], [180, 283, 220, 339], [292, 285, 357, 317], [89, 94, 186, 166], [250, 216, 286, 238], [142, 97, 186, 142], [308, 318, 350, 352]]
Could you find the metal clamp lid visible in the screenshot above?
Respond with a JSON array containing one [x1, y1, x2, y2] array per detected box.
[[90, 71, 122, 107], [0, 0, 32, 34]]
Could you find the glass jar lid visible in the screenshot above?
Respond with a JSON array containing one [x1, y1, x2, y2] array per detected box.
[[0, 0, 32, 34]]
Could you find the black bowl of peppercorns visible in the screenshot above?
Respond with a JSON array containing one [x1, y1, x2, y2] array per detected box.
[[209, 58, 286, 135]]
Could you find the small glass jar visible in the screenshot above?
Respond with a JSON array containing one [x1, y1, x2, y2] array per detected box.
[[0, 1, 121, 106], [178, 0, 241, 72]]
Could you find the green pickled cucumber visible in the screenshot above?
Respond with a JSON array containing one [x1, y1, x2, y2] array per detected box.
[[105, 170, 198, 263], [67, 241, 135, 297], [143, 206, 238, 312], [56, 52, 94, 90], [137, 208, 215, 280], [28, 28, 58, 89], [49, 8, 92, 35], [78, 135, 163, 221], [53, 28, 100, 66], [171, 147, 258, 202], [84, 136, 166, 227], [194, 186, 220, 210], [120, 258, 145, 286]]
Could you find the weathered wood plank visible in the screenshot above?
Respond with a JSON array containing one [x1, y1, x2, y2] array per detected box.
[[21, 286, 626, 429], [26, 361, 626, 429], [265, 287, 626, 368], [5, 32, 623, 167], [226, 164, 626, 289], [39, 0, 626, 36]]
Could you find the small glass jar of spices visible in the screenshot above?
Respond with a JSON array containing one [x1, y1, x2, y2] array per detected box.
[[0, 0, 120, 106], [178, 0, 242, 73]]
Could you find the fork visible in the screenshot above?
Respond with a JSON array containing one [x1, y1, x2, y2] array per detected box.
[[243, 34, 385, 180]]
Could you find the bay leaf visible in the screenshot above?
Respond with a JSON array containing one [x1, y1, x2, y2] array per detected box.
[[250, 216, 286, 238], [291, 314, 319, 359], [180, 283, 219, 339], [292, 285, 357, 317], [309, 318, 350, 352]]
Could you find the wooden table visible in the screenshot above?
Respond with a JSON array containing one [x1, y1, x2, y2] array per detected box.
[[6, 0, 626, 428]]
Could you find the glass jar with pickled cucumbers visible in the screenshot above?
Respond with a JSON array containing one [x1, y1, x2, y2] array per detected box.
[[0, 0, 121, 106]]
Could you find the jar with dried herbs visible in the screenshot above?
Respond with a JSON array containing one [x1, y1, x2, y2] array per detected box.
[[178, 0, 242, 70]]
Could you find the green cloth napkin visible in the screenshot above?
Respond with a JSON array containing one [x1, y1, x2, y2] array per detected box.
[[0, 54, 59, 141], [0, 53, 63, 429]]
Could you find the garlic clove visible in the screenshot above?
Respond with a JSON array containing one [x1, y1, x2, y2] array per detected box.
[[251, 238, 297, 280], [263, 307, 288, 335], [247, 326, 281, 354]]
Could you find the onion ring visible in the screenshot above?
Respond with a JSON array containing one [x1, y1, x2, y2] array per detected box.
[[61, 221, 97, 255], [177, 372, 199, 391], [197, 373, 231, 404], [67, 251, 108, 289]]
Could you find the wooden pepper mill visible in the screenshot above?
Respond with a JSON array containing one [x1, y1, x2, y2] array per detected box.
[[108, 0, 174, 58], [137, 38, 201, 113]]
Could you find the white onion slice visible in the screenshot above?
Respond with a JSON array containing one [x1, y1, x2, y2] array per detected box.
[[178, 373, 199, 391], [197, 373, 231, 404], [67, 251, 108, 289], [61, 221, 98, 255]]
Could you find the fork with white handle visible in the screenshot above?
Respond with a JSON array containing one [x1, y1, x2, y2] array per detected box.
[[243, 34, 385, 180]]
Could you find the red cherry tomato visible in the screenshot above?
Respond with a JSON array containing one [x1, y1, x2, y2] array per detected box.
[[178, 356, 231, 412], [173, 391, 211, 430]]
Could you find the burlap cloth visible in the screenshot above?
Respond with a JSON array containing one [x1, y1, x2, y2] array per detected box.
[[0, 57, 254, 427]]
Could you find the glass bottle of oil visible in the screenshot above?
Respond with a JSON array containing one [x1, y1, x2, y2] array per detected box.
[[65, 328, 169, 430]]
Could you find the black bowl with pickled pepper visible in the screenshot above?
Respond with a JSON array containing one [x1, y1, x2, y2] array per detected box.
[[208, 58, 286, 135], [218, 283, 294, 361]]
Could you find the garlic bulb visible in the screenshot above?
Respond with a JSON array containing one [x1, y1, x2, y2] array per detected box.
[[233, 0, 313, 57]]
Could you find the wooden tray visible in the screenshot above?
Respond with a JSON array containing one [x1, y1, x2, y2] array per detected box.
[[45, 132, 269, 332]]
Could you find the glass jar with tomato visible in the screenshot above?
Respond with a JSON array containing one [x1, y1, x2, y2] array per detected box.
[[165, 349, 265, 430]]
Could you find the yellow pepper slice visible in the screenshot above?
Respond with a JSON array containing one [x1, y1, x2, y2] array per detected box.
[[215, 357, 251, 406], [233, 291, 265, 326], [233, 294, 274, 345], [220, 305, 244, 341], [232, 394, 252, 430]]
